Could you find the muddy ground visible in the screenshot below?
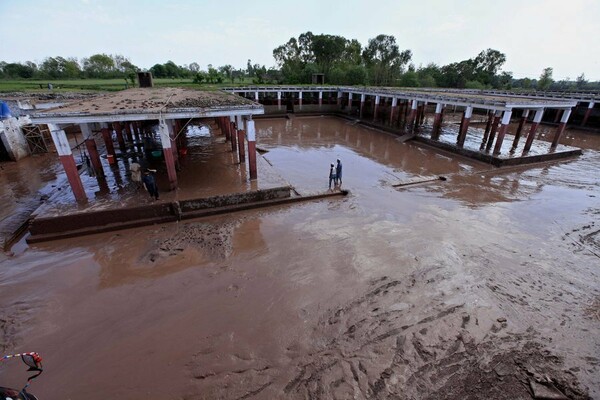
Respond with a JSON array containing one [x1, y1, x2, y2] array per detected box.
[[0, 116, 599, 399]]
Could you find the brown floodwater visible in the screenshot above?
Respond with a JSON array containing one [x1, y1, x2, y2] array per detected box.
[[0, 116, 599, 399]]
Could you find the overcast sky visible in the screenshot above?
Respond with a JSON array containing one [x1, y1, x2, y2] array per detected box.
[[2, 0, 599, 81]]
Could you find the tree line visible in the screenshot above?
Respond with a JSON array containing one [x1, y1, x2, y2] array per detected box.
[[1, 33, 598, 91]]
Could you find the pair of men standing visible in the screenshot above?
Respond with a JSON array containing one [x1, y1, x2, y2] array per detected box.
[[328, 159, 343, 190]]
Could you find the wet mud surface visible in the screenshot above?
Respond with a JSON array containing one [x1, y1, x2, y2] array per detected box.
[[1, 116, 599, 399]]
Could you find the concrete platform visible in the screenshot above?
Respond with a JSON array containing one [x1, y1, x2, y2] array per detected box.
[[25, 133, 294, 242]]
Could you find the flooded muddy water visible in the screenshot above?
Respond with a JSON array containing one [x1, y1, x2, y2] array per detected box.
[[1, 116, 599, 399]]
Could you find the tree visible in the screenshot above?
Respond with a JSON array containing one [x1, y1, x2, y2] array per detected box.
[[538, 67, 554, 90], [189, 62, 200, 73], [310, 34, 347, 75], [219, 65, 233, 83], [576, 73, 587, 89], [2, 62, 35, 78], [362, 34, 411, 86], [83, 54, 115, 78], [473, 48, 506, 85]]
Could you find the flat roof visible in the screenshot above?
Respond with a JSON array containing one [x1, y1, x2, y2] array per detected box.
[[223, 86, 578, 111], [29, 88, 264, 124]]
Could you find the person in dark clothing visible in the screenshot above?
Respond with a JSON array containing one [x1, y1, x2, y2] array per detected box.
[[336, 159, 342, 186], [142, 169, 159, 200], [328, 163, 337, 190]]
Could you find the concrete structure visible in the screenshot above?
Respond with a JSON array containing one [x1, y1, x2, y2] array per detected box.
[[29, 88, 264, 203], [0, 117, 31, 161]]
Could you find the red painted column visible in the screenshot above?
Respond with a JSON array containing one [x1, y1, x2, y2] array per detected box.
[[373, 95, 380, 122], [112, 122, 126, 152], [431, 103, 443, 138], [523, 109, 544, 152], [359, 94, 365, 119], [551, 108, 572, 148], [101, 125, 116, 157], [484, 111, 502, 152], [49, 125, 87, 202], [223, 116, 231, 141], [511, 110, 529, 150], [236, 115, 246, 162], [493, 110, 513, 155], [246, 119, 257, 180], [159, 119, 177, 190], [581, 101, 594, 126], [407, 100, 418, 132], [457, 106, 473, 147], [80, 124, 104, 178], [480, 111, 493, 148], [230, 116, 237, 153], [389, 97, 398, 126]]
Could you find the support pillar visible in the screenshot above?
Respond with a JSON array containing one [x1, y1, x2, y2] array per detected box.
[[348, 92, 353, 109], [159, 119, 177, 190], [480, 111, 493, 147], [223, 116, 231, 141], [551, 108, 572, 148], [80, 123, 104, 178], [360, 94, 366, 119], [373, 95, 380, 122], [420, 103, 427, 125], [277, 91, 282, 108], [581, 102, 594, 126], [124, 122, 134, 143], [100, 123, 116, 157], [246, 118, 257, 180], [457, 106, 473, 147], [390, 97, 398, 126], [523, 109, 544, 152], [236, 115, 245, 162], [49, 124, 86, 202], [230, 115, 237, 153], [170, 121, 179, 167], [112, 122, 126, 152], [511, 110, 529, 150], [493, 110, 513, 155], [484, 111, 502, 151], [298, 91, 303, 107], [319, 91, 323, 106], [407, 100, 418, 132], [432, 103, 444, 138], [254, 91, 259, 103], [337, 91, 342, 106], [132, 121, 141, 142]]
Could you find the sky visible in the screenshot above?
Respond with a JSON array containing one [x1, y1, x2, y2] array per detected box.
[[1, 0, 599, 81]]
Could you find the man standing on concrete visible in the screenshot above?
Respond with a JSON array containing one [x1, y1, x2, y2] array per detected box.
[[329, 163, 337, 190], [142, 169, 159, 200], [336, 159, 343, 186]]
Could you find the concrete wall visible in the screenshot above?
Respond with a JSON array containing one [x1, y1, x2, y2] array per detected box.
[[0, 117, 31, 161], [180, 187, 290, 212]]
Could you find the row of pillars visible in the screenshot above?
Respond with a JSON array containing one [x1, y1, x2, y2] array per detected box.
[[216, 115, 258, 180], [244, 90, 596, 129], [341, 92, 572, 154], [48, 115, 258, 204]]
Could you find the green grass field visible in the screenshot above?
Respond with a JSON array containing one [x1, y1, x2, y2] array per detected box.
[[0, 77, 271, 93]]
